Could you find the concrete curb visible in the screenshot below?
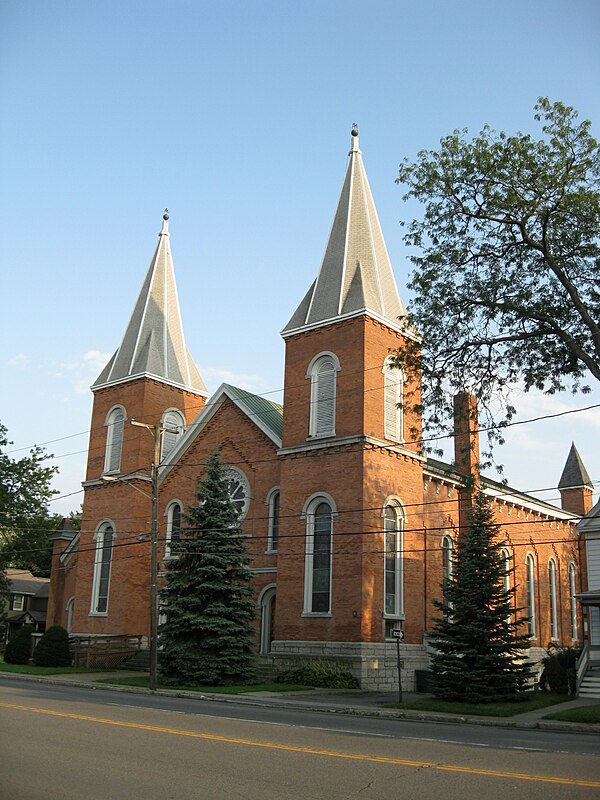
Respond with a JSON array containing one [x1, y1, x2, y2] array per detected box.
[[2, 671, 599, 736]]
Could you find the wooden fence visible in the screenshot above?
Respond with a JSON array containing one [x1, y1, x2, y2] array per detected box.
[[70, 634, 144, 668]]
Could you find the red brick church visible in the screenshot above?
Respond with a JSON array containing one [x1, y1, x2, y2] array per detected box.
[[47, 130, 593, 689]]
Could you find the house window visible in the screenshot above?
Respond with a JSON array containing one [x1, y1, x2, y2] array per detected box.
[[304, 497, 333, 614], [12, 594, 24, 612], [161, 409, 186, 462], [441, 534, 454, 609], [91, 522, 115, 614], [104, 406, 125, 473], [384, 503, 404, 619], [165, 501, 182, 558], [549, 559, 558, 641], [568, 563, 578, 640], [267, 488, 280, 552], [307, 353, 340, 438], [526, 554, 536, 637], [383, 359, 404, 442]]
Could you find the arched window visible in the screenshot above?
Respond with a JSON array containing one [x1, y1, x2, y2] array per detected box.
[[104, 406, 125, 473], [441, 534, 454, 609], [501, 548, 512, 622], [382, 359, 404, 442], [165, 501, 182, 558], [383, 502, 404, 624], [303, 496, 334, 614], [569, 563, 578, 640], [225, 466, 251, 519], [526, 554, 536, 637], [66, 597, 75, 634], [307, 353, 339, 438], [161, 409, 186, 461], [266, 488, 280, 553], [549, 559, 558, 640], [91, 522, 115, 614]]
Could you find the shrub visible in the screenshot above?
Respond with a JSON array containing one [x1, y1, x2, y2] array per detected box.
[[33, 625, 71, 667], [539, 644, 581, 695], [4, 624, 34, 664], [274, 660, 359, 689]]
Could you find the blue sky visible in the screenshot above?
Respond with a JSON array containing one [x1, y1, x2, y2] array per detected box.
[[1, 0, 599, 515]]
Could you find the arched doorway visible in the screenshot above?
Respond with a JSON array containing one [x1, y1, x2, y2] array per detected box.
[[259, 586, 276, 655]]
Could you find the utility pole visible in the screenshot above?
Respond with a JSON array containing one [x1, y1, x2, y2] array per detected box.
[[130, 419, 175, 692]]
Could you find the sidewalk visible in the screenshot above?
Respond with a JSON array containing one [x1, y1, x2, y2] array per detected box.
[[2, 669, 599, 734]]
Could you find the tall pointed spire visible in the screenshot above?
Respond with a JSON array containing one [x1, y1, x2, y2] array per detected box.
[[558, 442, 593, 489], [283, 127, 408, 336], [93, 213, 207, 395]]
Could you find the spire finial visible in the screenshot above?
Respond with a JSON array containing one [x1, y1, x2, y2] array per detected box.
[[350, 124, 360, 153], [161, 208, 170, 234]]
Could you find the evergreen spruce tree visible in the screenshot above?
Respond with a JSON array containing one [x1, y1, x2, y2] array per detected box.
[[430, 491, 534, 703], [158, 450, 256, 686]]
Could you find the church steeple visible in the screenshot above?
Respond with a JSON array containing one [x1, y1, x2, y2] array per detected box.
[[93, 213, 207, 395], [283, 127, 408, 336]]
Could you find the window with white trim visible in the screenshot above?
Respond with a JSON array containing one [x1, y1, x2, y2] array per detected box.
[[12, 593, 24, 612], [104, 406, 125, 473], [165, 501, 182, 558], [501, 547, 512, 622], [308, 354, 339, 438], [383, 359, 404, 442], [225, 466, 250, 519], [384, 503, 404, 619], [526, 554, 536, 637], [267, 488, 280, 552], [548, 559, 558, 640], [569, 563, 578, 640], [91, 522, 115, 614], [441, 534, 454, 610], [161, 409, 186, 461], [304, 497, 333, 614]]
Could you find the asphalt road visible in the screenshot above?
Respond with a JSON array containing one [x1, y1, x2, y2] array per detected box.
[[1, 678, 599, 799]]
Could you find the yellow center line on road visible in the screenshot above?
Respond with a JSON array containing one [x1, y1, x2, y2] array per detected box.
[[2, 701, 598, 789]]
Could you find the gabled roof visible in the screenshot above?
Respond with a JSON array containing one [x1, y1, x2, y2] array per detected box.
[[577, 498, 600, 534], [6, 569, 50, 597], [93, 214, 207, 396], [558, 442, 593, 490], [283, 128, 409, 337], [158, 383, 283, 481]]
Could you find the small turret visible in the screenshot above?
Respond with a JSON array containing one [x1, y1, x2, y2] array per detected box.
[[559, 442, 593, 516]]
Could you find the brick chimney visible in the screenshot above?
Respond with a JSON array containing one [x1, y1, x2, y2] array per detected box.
[[453, 391, 481, 532]]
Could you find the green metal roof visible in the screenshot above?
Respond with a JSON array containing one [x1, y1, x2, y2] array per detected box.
[[223, 383, 283, 443]]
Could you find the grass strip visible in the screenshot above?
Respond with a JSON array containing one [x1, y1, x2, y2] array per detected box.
[[96, 676, 313, 693], [384, 693, 570, 717], [543, 705, 600, 724]]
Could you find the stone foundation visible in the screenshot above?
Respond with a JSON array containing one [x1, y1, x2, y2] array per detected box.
[[270, 640, 548, 692]]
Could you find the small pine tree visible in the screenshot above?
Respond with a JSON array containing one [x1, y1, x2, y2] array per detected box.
[[430, 491, 534, 703], [33, 625, 71, 667], [158, 450, 257, 686], [4, 624, 34, 664]]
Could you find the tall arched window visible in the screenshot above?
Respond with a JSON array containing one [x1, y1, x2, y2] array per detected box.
[[383, 502, 404, 623], [501, 548, 512, 622], [441, 534, 454, 609], [382, 359, 404, 442], [91, 522, 115, 614], [104, 406, 125, 473], [307, 353, 340, 438], [266, 488, 280, 553], [548, 559, 558, 641], [303, 496, 333, 614], [526, 554, 536, 637], [569, 563, 578, 640], [161, 409, 186, 461], [165, 501, 182, 558]]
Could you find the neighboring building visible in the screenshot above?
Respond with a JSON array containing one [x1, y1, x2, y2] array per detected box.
[[47, 130, 593, 689], [4, 569, 50, 641]]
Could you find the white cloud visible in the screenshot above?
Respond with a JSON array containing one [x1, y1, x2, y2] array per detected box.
[[83, 350, 112, 374], [8, 353, 29, 366], [201, 366, 271, 394]]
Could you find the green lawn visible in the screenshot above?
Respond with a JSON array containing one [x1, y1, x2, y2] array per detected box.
[[385, 693, 570, 717], [0, 660, 111, 676], [97, 675, 313, 693], [544, 704, 600, 724]]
